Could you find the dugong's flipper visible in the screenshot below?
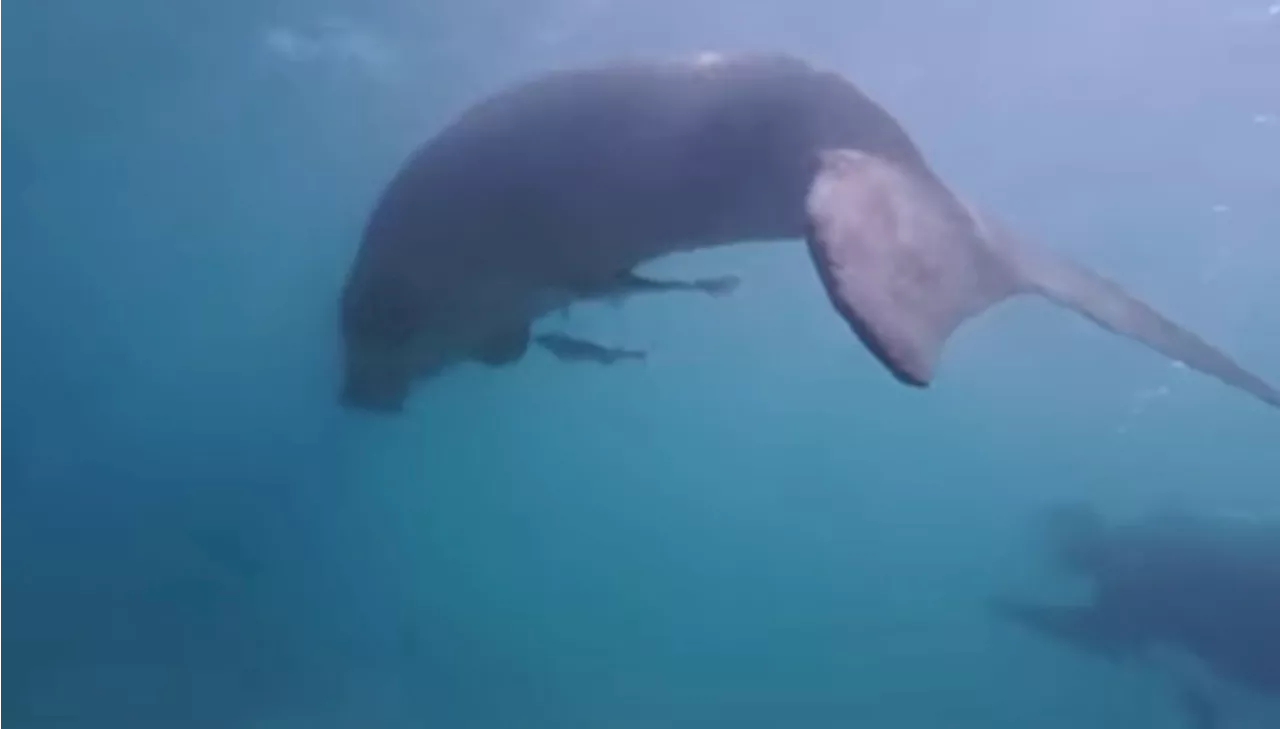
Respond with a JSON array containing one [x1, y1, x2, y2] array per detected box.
[[993, 599, 1147, 661], [804, 149, 1280, 408]]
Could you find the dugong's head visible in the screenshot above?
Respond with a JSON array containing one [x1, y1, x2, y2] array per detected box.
[[339, 274, 418, 413], [1036, 502, 1112, 576], [338, 148, 473, 414], [338, 255, 459, 413]]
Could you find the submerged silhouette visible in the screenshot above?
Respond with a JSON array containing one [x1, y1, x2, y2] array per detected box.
[[995, 503, 1280, 728]]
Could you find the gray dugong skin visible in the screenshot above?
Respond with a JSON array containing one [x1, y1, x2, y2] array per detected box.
[[340, 53, 918, 409], [339, 52, 1280, 413]]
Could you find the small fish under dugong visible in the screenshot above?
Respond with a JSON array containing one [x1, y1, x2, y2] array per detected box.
[[338, 52, 1280, 413], [535, 333, 647, 365]]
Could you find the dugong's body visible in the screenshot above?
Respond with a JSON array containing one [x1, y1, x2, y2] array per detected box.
[[997, 504, 1280, 726], [340, 52, 1279, 412]]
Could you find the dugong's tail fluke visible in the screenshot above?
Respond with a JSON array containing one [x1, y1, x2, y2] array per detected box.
[[804, 148, 1280, 409], [984, 212, 1280, 409]]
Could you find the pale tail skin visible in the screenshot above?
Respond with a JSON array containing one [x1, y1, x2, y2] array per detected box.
[[804, 149, 1280, 408]]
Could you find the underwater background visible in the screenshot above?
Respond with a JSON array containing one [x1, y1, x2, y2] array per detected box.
[[4, 0, 1280, 726]]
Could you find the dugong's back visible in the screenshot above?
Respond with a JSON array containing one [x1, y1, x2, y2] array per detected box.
[[351, 54, 928, 289]]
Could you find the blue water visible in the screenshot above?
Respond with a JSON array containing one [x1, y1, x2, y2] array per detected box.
[[5, 1, 1279, 727]]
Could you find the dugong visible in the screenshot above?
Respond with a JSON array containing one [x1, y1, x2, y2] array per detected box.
[[995, 503, 1280, 727], [338, 52, 1280, 413]]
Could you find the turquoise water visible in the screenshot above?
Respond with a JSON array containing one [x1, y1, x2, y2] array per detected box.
[[5, 1, 1279, 727]]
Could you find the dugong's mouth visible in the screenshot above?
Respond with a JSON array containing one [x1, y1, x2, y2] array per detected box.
[[340, 334, 461, 413], [339, 343, 414, 413]]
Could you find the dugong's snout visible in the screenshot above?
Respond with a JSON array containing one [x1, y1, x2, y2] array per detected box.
[[338, 278, 424, 413], [340, 344, 412, 413], [340, 338, 458, 412], [341, 365, 409, 413]]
